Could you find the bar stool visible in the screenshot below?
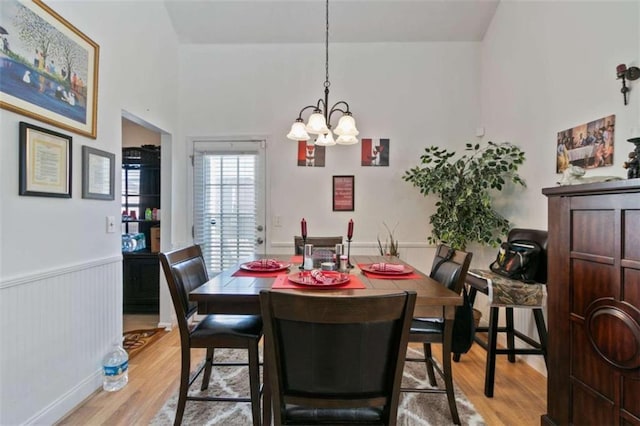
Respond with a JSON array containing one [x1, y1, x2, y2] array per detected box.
[[463, 228, 549, 398]]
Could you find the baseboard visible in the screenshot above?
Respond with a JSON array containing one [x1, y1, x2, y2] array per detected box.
[[25, 370, 102, 425]]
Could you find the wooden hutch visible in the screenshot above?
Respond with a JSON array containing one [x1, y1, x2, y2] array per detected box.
[[542, 180, 640, 425]]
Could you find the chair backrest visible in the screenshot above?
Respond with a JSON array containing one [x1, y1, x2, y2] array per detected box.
[[260, 289, 416, 426], [293, 236, 343, 255], [507, 228, 548, 284], [429, 244, 473, 294], [159, 245, 209, 335]]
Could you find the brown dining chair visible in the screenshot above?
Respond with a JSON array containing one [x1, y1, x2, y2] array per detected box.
[[159, 245, 263, 426], [402, 244, 472, 425], [260, 289, 416, 426], [293, 235, 343, 255]]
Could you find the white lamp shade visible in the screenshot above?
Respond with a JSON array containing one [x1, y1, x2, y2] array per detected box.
[[306, 112, 329, 134], [336, 134, 358, 145], [287, 121, 310, 141], [334, 115, 359, 136], [315, 131, 336, 146]]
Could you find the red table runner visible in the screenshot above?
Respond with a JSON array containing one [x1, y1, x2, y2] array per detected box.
[[272, 273, 367, 289]]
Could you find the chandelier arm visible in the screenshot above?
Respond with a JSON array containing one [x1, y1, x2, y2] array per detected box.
[[296, 105, 320, 120], [327, 107, 347, 126]]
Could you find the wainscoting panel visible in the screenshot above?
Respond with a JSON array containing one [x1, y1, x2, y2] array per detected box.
[[0, 256, 122, 425]]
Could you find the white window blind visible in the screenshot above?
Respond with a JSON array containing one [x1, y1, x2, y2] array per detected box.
[[193, 142, 263, 273]]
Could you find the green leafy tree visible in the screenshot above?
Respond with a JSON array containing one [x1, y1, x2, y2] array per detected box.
[[403, 142, 526, 250]]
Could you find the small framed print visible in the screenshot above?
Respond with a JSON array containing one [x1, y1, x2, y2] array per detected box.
[[333, 175, 354, 211], [19, 121, 72, 198], [82, 146, 115, 200]]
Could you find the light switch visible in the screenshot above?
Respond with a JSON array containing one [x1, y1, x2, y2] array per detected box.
[[273, 215, 282, 227], [106, 216, 116, 233]]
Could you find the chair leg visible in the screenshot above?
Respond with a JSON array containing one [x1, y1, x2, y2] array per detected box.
[[505, 307, 516, 363], [249, 341, 261, 426], [484, 306, 499, 397], [175, 346, 191, 426], [422, 343, 438, 387], [533, 308, 549, 367], [442, 320, 460, 425], [201, 347, 214, 391]]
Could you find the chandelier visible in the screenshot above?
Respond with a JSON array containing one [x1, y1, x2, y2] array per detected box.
[[286, 0, 359, 146]]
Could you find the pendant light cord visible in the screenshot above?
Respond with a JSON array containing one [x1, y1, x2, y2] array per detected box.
[[324, 0, 330, 89]]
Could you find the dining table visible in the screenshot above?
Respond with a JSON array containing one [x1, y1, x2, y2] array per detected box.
[[189, 253, 462, 425]]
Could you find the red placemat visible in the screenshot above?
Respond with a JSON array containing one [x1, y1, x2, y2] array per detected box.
[[290, 255, 303, 264], [272, 273, 367, 289], [357, 264, 422, 279]]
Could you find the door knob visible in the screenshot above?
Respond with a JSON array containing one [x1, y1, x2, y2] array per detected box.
[[256, 225, 264, 231], [256, 237, 264, 245]]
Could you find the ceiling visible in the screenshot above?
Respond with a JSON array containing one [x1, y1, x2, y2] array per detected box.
[[163, 0, 501, 44]]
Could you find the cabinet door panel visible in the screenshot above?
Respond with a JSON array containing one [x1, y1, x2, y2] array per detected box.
[[572, 210, 615, 257], [572, 259, 618, 317], [571, 381, 615, 426], [572, 320, 615, 397]]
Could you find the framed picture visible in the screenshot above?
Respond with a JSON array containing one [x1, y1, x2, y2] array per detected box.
[[556, 114, 615, 173], [361, 138, 390, 166], [82, 145, 114, 200], [0, 0, 100, 138], [297, 141, 326, 167], [333, 175, 354, 211], [19, 121, 72, 198]]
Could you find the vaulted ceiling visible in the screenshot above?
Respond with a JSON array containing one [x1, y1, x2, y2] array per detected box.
[[163, 0, 500, 44]]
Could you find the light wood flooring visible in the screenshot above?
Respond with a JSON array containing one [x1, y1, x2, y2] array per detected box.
[[58, 328, 546, 425]]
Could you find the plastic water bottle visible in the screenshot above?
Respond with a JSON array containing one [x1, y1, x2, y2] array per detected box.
[[102, 341, 129, 391]]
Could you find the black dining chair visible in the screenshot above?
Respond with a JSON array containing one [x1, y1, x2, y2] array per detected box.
[[293, 236, 343, 255], [260, 289, 416, 426], [401, 244, 472, 425], [159, 245, 263, 426]]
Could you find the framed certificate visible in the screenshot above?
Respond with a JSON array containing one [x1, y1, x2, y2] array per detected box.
[[82, 146, 115, 200], [19, 121, 72, 198]]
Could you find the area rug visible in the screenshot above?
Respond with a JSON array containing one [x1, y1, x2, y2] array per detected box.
[[123, 328, 166, 360], [151, 347, 485, 425]]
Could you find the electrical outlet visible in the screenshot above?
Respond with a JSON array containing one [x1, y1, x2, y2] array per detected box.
[[106, 216, 116, 233]]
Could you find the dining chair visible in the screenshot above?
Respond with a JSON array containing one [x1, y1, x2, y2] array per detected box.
[[159, 245, 263, 426], [402, 244, 472, 426], [260, 289, 416, 426], [293, 235, 343, 255]]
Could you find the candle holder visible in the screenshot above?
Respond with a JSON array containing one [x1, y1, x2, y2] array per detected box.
[[346, 238, 353, 268], [299, 236, 307, 269]]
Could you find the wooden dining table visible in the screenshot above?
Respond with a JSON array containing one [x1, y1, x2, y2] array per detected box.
[[189, 254, 462, 425]]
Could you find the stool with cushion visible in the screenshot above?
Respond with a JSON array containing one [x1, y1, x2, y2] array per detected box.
[[402, 244, 472, 425], [160, 245, 263, 426], [260, 289, 416, 426], [464, 228, 549, 397]]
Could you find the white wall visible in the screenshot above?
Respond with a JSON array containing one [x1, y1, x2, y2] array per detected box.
[[0, 1, 179, 424], [177, 42, 483, 271], [476, 0, 640, 373]]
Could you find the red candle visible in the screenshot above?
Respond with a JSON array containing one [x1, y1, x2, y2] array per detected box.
[[617, 64, 627, 77], [347, 219, 354, 240], [301, 218, 307, 239]]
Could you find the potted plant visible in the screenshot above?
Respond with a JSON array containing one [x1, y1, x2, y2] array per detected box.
[[377, 222, 399, 257], [403, 142, 526, 250]]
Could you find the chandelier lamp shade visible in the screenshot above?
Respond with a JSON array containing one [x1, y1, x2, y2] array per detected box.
[[286, 0, 359, 146]]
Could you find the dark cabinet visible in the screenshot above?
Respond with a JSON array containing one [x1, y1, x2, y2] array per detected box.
[[123, 252, 159, 314], [542, 180, 640, 426], [122, 145, 160, 314]]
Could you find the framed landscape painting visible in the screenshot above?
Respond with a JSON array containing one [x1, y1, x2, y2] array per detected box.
[[0, 0, 99, 138]]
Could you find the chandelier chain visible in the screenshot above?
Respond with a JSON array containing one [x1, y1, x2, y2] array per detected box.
[[324, 0, 330, 88]]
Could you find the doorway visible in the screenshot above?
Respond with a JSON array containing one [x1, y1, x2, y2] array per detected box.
[[192, 139, 267, 273], [121, 116, 162, 332]]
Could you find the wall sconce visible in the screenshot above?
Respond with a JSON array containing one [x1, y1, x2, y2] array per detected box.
[[616, 64, 640, 105]]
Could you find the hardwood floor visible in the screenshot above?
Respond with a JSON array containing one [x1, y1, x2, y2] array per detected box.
[[58, 328, 547, 425]]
